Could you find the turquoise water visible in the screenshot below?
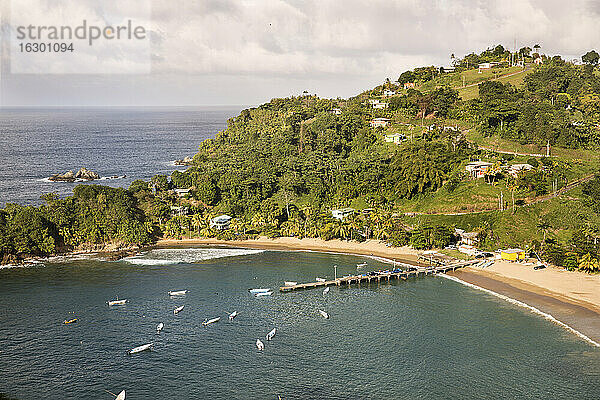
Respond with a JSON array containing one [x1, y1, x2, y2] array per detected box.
[[0, 247, 598, 399]]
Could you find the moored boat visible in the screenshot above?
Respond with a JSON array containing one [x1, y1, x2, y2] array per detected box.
[[128, 343, 153, 355], [323, 287, 330, 295], [107, 298, 127, 306], [168, 290, 188, 296], [357, 262, 368, 268], [202, 317, 221, 326], [173, 305, 185, 314], [63, 318, 77, 324], [249, 288, 271, 294], [256, 339, 264, 350], [266, 328, 276, 341], [116, 390, 126, 400], [284, 281, 298, 286], [316, 277, 326, 282], [228, 311, 238, 321], [319, 309, 330, 319], [255, 291, 272, 297], [156, 322, 164, 333]]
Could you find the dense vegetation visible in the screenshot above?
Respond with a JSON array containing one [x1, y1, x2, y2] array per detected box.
[[2, 44, 600, 273]]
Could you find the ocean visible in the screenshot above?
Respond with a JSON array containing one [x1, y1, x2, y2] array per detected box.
[[0, 107, 242, 206], [0, 248, 598, 399]]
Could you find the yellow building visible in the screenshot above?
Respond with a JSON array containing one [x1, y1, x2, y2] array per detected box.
[[500, 248, 526, 261]]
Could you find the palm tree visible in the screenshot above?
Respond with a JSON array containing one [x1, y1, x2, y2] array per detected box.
[[578, 253, 599, 273], [537, 219, 551, 242]]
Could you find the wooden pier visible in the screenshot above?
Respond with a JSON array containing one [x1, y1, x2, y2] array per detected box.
[[279, 259, 480, 292]]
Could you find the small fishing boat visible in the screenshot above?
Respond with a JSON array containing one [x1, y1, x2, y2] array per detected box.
[[266, 328, 276, 341], [168, 290, 188, 296], [316, 277, 326, 282], [128, 343, 153, 355], [173, 305, 185, 314], [255, 291, 273, 297], [156, 322, 164, 333], [357, 262, 368, 268], [256, 339, 264, 350], [107, 298, 127, 306], [202, 317, 221, 326], [284, 281, 298, 286], [323, 287, 330, 295], [63, 318, 77, 324], [249, 288, 271, 294], [319, 310, 330, 319], [116, 390, 126, 400], [228, 311, 238, 321]]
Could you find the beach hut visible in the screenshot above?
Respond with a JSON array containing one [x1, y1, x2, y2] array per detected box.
[[210, 215, 232, 230], [500, 248, 526, 261]]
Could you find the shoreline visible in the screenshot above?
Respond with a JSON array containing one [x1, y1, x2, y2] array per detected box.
[[155, 236, 600, 344]]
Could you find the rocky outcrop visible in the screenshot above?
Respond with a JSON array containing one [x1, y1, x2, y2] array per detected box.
[[174, 156, 193, 166], [49, 168, 100, 182]]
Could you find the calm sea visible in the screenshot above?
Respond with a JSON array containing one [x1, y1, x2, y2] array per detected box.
[[0, 107, 242, 206], [0, 248, 598, 399]]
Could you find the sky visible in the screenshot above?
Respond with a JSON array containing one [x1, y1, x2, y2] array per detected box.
[[1, 0, 600, 106]]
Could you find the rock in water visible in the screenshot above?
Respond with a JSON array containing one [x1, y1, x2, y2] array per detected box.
[[174, 156, 193, 166], [48, 170, 76, 182], [75, 168, 100, 180]]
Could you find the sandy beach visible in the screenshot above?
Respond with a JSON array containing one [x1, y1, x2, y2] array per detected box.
[[155, 236, 600, 342]]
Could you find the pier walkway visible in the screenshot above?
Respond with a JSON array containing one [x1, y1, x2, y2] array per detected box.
[[279, 259, 480, 292]]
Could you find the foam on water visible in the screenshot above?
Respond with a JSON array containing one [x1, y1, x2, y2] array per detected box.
[[121, 247, 265, 265], [440, 273, 600, 348]]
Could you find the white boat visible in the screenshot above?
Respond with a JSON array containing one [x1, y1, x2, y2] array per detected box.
[[107, 298, 127, 306], [202, 317, 221, 326], [173, 305, 185, 314], [319, 310, 330, 319], [256, 339, 264, 350], [357, 262, 368, 268], [128, 343, 153, 355], [249, 288, 271, 294], [168, 290, 188, 296], [266, 328, 276, 341], [228, 311, 238, 321], [316, 277, 326, 282], [116, 390, 126, 400], [323, 287, 330, 295], [284, 281, 298, 286], [156, 322, 164, 333], [255, 291, 273, 297]]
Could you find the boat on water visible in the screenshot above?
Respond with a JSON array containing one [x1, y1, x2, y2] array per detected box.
[[249, 288, 271, 294], [323, 287, 330, 295], [255, 291, 273, 297], [168, 290, 188, 296], [63, 318, 77, 324], [203, 317, 221, 326], [173, 305, 185, 314], [107, 298, 127, 306], [156, 322, 164, 333], [319, 310, 330, 319], [284, 281, 298, 286], [128, 343, 153, 355], [116, 390, 126, 400], [228, 311, 238, 321], [316, 277, 326, 282], [256, 339, 264, 350], [266, 328, 276, 341], [357, 262, 368, 268]]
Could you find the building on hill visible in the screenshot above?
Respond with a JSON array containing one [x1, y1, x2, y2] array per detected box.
[[478, 62, 492, 70], [455, 229, 480, 246], [370, 117, 390, 128], [403, 82, 415, 90], [385, 133, 406, 144], [174, 188, 191, 198], [534, 57, 543, 65], [373, 102, 389, 109], [331, 108, 342, 115], [170, 205, 189, 217], [465, 161, 493, 179], [332, 208, 354, 221], [210, 215, 232, 230], [507, 163, 534, 177], [383, 89, 396, 97], [368, 99, 380, 105]]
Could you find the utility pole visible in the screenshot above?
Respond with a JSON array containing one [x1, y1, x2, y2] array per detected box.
[[546, 140, 550, 157], [334, 265, 337, 280]]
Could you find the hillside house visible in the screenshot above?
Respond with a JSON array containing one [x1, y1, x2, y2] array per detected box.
[[385, 133, 406, 144], [170, 205, 189, 217], [455, 229, 480, 246], [331, 108, 342, 115], [507, 163, 534, 177], [332, 208, 354, 221], [370, 118, 391, 128], [478, 62, 492, 70], [465, 161, 493, 179], [383, 89, 396, 97], [403, 82, 415, 90], [210, 215, 232, 230], [174, 188, 191, 198], [368, 99, 380, 105], [373, 102, 389, 109]]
